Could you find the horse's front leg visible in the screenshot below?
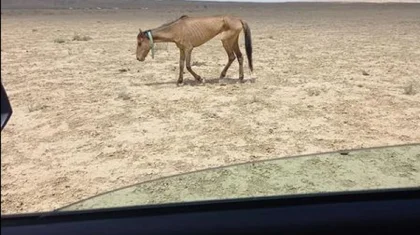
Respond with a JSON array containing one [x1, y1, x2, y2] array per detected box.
[[185, 48, 204, 83], [178, 49, 185, 86]]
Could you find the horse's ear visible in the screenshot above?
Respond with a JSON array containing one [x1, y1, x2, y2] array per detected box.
[[137, 29, 144, 40]]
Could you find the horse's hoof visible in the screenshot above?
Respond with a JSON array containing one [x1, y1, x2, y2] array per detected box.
[[177, 82, 184, 87]]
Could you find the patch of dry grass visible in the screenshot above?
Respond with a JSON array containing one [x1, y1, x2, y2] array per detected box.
[[28, 104, 48, 112], [403, 80, 419, 95], [192, 61, 207, 67], [306, 88, 322, 96], [54, 38, 66, 44], [117, 92, 131, 100], [72, 34, 92, 41]]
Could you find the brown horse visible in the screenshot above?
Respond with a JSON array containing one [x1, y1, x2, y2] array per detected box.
[[136, 15, 253, 86]]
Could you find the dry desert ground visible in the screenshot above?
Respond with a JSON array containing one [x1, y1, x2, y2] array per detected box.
[[1, 2, 420, 214]]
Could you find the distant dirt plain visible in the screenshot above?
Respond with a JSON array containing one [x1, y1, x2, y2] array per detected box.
[[1, 2, 420, 214]]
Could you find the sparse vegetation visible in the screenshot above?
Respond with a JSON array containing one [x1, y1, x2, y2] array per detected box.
[[117, 92, 131, 100], [362, 70, 370, 76], [28, 104, 48, 112], [403, 81, 418, 95], [202, 112, 219, 119], [54, 38, 66, 44], [252, 95, 259, 103], [72, 34, 92, 41], [192, 61, 206, 67], [306, 88, 321, 96]]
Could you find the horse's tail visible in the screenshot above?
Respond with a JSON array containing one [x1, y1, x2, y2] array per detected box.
[[241, 20, 253, 72]]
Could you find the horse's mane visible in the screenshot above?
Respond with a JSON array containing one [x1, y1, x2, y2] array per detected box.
[[159, 15, 188, 28], [141, 15, 188, 38]]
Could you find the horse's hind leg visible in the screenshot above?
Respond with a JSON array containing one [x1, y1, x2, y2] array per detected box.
[[232, 36, 244, 81], [177, 48, 186, 86], [220, 39, 236, 79], [185, 48, 203, 83]]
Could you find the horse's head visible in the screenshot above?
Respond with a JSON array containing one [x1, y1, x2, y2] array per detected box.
[[136, 29, 151, 61]]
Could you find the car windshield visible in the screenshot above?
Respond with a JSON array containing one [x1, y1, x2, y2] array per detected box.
[[1, 0, 420, 216]]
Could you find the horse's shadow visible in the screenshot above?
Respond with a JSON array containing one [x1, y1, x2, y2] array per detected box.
[[144, 77, 255, 87]]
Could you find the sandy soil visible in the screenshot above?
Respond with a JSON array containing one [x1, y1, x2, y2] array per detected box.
[[1, 2, 420, 214]]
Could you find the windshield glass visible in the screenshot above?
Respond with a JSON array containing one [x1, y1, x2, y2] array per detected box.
[[1, 0, 420, 216], [59, 144, 420, 211]]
